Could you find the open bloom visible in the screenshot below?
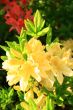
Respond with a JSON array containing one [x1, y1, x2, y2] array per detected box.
[[2, 38, 73, 93], [26, 38, 55, 88], [2, 38, 54, 91], [46, 42, 73, 84], [2, 54, 41, 91], [62, 39, 73, 50]]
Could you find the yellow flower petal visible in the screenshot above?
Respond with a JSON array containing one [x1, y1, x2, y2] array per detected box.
[[26, 38, 45, 53], [13, 85, 21, 91], [21, 102, 29, 110]]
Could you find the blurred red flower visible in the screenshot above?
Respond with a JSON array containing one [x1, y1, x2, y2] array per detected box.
[[0, 0, 26, 4], [21, 0, 26, 4], [0, 0, 9, 4], [25, 9, 33, 21], [2, 0, 33, 34]]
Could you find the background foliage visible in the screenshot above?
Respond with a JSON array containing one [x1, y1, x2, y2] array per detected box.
[[30, 0, 73, 39]]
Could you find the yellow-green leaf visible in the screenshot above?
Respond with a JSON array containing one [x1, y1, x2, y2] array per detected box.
[[36, 26, 50, 38], [25, 20, 35, 33], [34, 10, 41, 32]]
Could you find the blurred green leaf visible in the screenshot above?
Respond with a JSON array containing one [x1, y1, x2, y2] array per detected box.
[[17, 91, 24, 101], [0, 9, 5, 15], [46, 26, 52, 45], [18, 28, 27, 51], [28, 98, 37, 110], [46, 95, 54, 110]]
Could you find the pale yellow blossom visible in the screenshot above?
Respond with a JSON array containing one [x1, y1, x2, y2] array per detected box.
[[46, 42, 61, 56], [21, 102, 29, 110], [46, 42, 73, 84], [62, 39, 73, 50], [24, 89, 34, 101], [2, 38, 53, 92], [13, 85, 21, 91], [26, 38, 45, 53], [3, 37, 73, 94]]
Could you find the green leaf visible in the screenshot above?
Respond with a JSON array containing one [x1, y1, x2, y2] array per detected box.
[[36, 26, 49, 38], [0, 45, 9, 51], [16, 104, 24, 110], [24, 10, 50, 38], [53, 37, 59, 43], [46, 96, 54, 110], [19, 28, 27, 41], [26, 31, 35, 37], [19, 28, 27, 51], [41, 87, 49, 95], [6, 41, 20, 52], [23, 53, 27, 61], [46, 26, 52, 45], [8, 88, 14, 98], [0, 88, 14, 110], [17, 91, 24, 101], [39, 19, 45, 30], [34, 10, 44, 32], [20, 39, 26, 52], [28, 99, 37, 110], [0, 9, 5, 15], [1, 56, 7, 61], [25, 20, 35, 33], [6, 41, 17, 48]]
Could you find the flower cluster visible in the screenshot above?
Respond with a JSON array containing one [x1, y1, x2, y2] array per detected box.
[[0, 0, 33, 33], [2, 37, 73, 109], [1, 10, 73, 109]]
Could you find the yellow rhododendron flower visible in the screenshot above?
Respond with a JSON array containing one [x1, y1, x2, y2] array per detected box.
[[50, 56, 73, 84], [26, 38, 45, 53], [2, 58, 41, 91], [62, 39, 73, 50], [62, 39, 73, 58], [2, 37, 73, 97], [13, 85, 21, 91], [46, 42, 61, 56], [46, 42, 73, 84], [2, 58, 23, 86], [2, 38, 53, 92], [21, 102, 29, 110], [24, 89, 34, 101], [26, 38, 54, 88], [19, 61, 41, 91]]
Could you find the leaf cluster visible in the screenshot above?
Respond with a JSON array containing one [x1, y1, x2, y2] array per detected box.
[[31, 0, 73, 39]]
